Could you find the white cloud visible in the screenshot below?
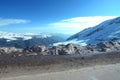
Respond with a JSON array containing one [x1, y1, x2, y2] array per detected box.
[[0, 18, 29, 26], [49, 16, 118, 34]]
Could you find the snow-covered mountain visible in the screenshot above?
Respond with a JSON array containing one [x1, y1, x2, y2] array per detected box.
[[0, 31, 65, 48], [55, 17, 120, 46], [0, 31, 54, 41]]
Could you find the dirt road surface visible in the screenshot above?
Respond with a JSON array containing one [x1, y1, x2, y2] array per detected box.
[[1, 63, 120, 80]]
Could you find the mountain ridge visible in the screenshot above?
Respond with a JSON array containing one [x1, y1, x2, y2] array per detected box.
[[66, 17, 120, 45]]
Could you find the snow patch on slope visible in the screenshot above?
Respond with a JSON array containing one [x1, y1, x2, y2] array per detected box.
[[54, 39, 88, 46]]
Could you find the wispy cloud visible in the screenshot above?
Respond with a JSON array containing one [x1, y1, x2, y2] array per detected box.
[[0, 18, 29, 26], [49, 16, 118, 34]]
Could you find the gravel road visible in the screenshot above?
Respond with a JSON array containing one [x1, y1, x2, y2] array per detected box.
[[1, 63, 120, 80]]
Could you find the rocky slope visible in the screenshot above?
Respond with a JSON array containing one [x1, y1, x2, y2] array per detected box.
[[1, 41, 120, 56]]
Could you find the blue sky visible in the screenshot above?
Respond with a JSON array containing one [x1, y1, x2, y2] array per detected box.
[[0, 0, 120, 34]]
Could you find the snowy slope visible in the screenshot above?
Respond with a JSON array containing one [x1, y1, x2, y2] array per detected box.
[[65, 17, 120, 45]]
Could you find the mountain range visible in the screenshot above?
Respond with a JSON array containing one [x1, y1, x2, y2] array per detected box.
[[0, 31, 65, 48], [1, 17, 120, 48], [55, 17, 120, 46]]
